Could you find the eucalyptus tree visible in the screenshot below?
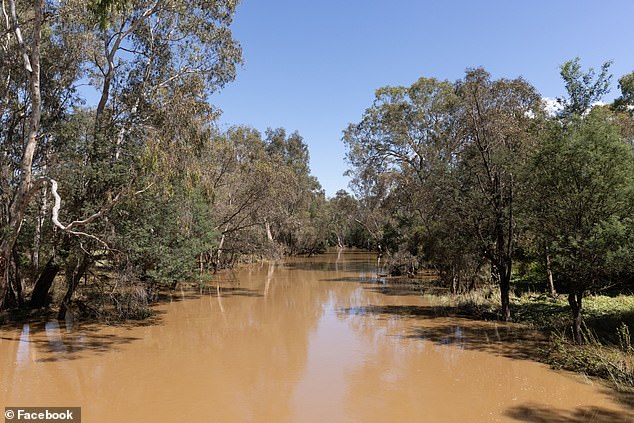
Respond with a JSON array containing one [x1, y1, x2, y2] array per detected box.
[[343, 77, 460, 197], [58, 0, 239, 316], [327, 190, 359, 248], [263, 128, 323, 253], [204, 126, 281, 266], [1, 0, 50, 308], [454, 68, 542, 320], [343, 76, 466, 281], [343, 77, 461, 255], [343, 71, 542, 312], [0, 0, 242, 311]]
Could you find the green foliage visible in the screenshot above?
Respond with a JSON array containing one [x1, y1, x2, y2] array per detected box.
[[618, 322, 632, 353], [88, 0, 130, 29], [614, 72, 634, 114], [558, 57, 612, 117], [343, 68, 542, 314], [547, 328, 634, 390], [1, 0, 260, 316], [343, 60, 634, 332], [528, 108, 634, 295], [115, 186, 218, 284]]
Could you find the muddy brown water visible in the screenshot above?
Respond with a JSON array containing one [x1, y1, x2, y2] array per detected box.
[[1, 251, 633, 422]]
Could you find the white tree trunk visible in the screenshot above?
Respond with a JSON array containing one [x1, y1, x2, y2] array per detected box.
[[265, 221, 273, 242], [0, 0, 42, 308]]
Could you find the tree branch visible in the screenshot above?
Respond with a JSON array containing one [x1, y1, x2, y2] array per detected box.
[[7, 0, 31, 72], [42, 177, 154, 249]]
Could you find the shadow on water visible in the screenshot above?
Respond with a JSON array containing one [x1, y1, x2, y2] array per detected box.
[[603, 389, 634, 416], [158, 285, 263, 303], [341, 303, 634, 419], [505, 403, 634, 423], [406, 321, 549, 362], [339, 304, 549, 362], [322, 273, 441, 297], [0, 281, 262, 361], [0, 319, 144, 362], [362, 279, 441, 297], [282, 259, 375, 274]]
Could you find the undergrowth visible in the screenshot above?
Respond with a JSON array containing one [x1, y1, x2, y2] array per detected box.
[[425, 285, 634, 391]]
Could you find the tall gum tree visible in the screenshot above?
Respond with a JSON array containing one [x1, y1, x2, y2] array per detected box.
[[455, 68, 542, 321], [0, 0, 44, 308], [343, 71, 541, 319], [343, 77, 461, 254]]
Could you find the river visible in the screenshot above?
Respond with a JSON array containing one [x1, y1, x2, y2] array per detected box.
[[1, 250, 632, 422]]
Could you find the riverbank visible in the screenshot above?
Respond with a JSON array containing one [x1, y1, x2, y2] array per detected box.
[[423, 285, 634, 392]]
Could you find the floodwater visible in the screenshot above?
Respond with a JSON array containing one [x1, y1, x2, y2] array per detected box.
[[1, 251, 633, 422]]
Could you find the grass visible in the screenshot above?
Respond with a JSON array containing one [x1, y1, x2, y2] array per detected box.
[[424, 285, 634, 391], [546, 327, 634, 390]]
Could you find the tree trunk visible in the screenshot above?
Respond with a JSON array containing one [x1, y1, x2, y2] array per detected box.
[[450, 266, 458, 295], [11, 246, 23, 306], [545, 253, 556, 298], [500, 272, 511, 322], [32, 183, 47, 272], [58, 253, 90, 320], [0, 255, 7, 310], [0, 0, 43, 311], [30, 256, 60, 308], [265, 221, 273, 242], [3, 252, 18, 309], [32, 222, 41, 271], [216, 232, 227, 267], [568, 291, 583, 344], [495, 258, 512, 322]]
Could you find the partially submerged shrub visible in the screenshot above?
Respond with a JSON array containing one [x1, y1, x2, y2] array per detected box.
[[387, 250, 418, 276], [110, 283, 154, 320]]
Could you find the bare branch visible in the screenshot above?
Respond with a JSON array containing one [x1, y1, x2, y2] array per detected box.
[[157, 68, 197, 88], [41, 177, 153, 249], [7, 0, 31, 72]]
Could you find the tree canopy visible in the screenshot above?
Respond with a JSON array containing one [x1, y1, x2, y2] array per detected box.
[[343, 60, 634, 333]]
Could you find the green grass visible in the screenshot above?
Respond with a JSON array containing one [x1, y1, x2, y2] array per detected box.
[[423, 286, 634, 391]]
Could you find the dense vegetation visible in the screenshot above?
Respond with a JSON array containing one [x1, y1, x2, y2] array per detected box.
[[0, 0, 338, 320], [342, 60, 634, 344], [1, 0, 634, 374]]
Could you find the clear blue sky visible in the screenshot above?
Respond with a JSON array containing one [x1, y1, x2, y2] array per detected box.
[[211, 0, 634, 198]]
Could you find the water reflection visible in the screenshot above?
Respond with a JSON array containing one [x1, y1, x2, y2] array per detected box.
[[0, 251, 632, 422], [16, 324, 30, 364], [45, 321, 65, 352]]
